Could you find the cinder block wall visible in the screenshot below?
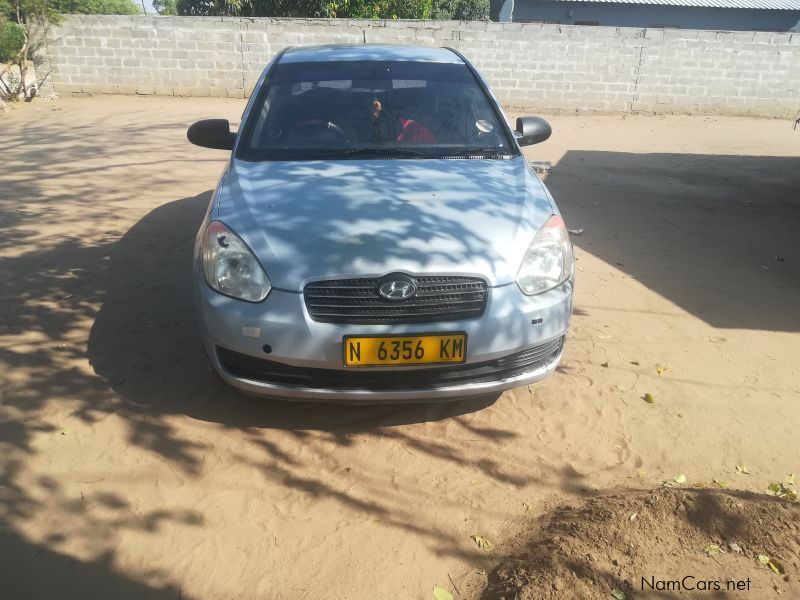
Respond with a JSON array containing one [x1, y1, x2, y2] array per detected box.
[[40, 16, 800, 117]]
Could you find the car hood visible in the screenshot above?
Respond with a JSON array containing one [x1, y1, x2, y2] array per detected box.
[[215, 156, 555, 291]]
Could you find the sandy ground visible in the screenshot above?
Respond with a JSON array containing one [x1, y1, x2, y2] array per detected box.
[[1, 96, 799, 600]]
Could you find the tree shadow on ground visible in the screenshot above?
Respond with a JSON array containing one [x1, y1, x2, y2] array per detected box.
[[1, 103, 577, 592], [84, 189, 504, 432], [0, 455, 203, 600], [2, 186, 534, 580], [7, 100, 798, 597], [0, 531, 188, 600], [546, 151, 800, 332]]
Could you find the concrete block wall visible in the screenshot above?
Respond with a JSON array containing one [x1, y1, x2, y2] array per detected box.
[[40, 15, 800, 117]]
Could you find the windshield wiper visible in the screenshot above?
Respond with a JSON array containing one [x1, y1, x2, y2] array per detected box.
[[438, 148, 513, 158], [308, 147, 426, 159]]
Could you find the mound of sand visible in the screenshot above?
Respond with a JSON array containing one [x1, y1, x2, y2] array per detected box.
[[484, 488, 799, 599]]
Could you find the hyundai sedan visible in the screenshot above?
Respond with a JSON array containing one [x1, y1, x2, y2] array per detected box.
[[188, 44, 574, 402]]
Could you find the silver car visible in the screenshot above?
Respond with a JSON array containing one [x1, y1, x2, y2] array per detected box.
[[188, 44, 574, 403]]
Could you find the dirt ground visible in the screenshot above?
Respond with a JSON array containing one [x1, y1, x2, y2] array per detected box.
[[486, 487, 800, 599], [1, 96, 799, 600]]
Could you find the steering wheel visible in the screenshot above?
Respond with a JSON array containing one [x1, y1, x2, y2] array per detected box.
[[289, 120, 350, 144]]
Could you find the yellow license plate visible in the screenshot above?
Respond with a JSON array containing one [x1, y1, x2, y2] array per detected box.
[[343, 333, 467, 367]]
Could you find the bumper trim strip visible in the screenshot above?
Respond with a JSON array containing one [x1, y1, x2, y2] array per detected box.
[[216, 336, 564, 392]]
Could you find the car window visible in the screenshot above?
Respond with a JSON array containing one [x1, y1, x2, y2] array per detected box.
[[236, 60, 515, 161]]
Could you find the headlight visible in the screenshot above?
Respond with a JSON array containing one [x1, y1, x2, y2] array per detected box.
[[516, 215, 574, 296], [201, 220, 271, 302]]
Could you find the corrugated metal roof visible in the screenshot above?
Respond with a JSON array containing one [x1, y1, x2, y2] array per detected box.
[[548, 0, 800, 8]]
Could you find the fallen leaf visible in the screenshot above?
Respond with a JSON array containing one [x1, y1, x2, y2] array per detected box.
[[767, 482, 799, 502], [674, 474, 687, 484], [769, 559, 785, 575], [610, 589, 626, 600], [601, 362, 609, 368], [656, 365, 668, 376], [472, 535, 494, 551], [630, 361, 640, 366], [642, 393, 655, 404], [433, 587, 453, 600], [735, 465, 750, 475], [705, 544, 721, 556], [758, 554, 771, 565], [729, 543, 742, 554], [712, 479, 729, 488], [629, 512, 638, 522]]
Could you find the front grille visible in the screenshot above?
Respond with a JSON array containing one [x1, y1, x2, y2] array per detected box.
[[304, 275, 488, 324], [217, 337, 564, 391]]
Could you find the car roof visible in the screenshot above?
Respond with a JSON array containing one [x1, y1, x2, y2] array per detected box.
[[279, 44, 464, 64]]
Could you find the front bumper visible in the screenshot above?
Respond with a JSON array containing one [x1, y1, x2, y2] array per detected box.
[[194, 267, 573, 403]]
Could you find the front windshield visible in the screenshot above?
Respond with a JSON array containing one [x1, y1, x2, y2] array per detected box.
[[236, 59, 516, 161]]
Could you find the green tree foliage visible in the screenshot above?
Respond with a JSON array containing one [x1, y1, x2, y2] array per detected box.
[[177, 0, 317, 17], [1, 0, 60, 100], [432, 0, 488, 20], [0, 20, 24, 62], [152, 0, 177, 15], [323, 0, 432, 19], [49, 0, 141, 14], [2, 0, 139, 99], [175, 0, 487, 19]]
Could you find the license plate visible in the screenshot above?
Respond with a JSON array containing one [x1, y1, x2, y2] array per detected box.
[[343, 333, 467, 367]]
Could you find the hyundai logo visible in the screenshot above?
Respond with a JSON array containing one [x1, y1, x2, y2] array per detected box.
[[377, 275, 417, 301]]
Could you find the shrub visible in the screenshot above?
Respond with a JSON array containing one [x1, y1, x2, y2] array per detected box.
[[49, 0, 142, 15], [0, 21, 24, 63], [432, 0, 489, 20]]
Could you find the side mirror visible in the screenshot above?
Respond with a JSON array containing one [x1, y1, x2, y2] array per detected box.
[[514, 116, 552, 147], [187, 119, 235, 150]]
